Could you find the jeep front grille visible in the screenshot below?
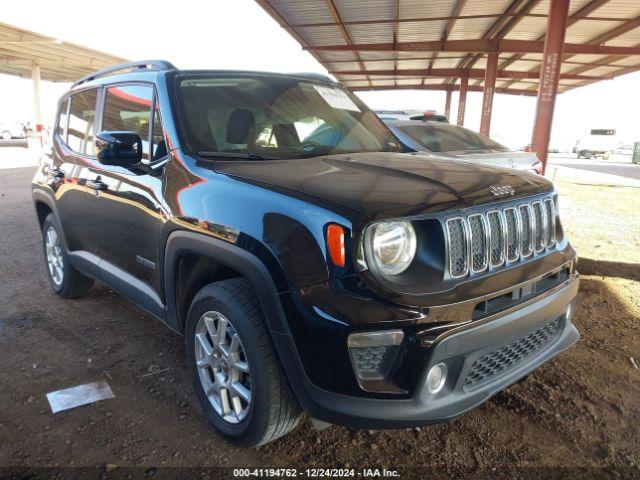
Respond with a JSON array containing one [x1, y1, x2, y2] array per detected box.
[[468, 214, 488, 273], [532, 201, 546, 253], [445, 196, 557, 279], [486, 211, 505, 267], [504, 208, 519, 262], [519, 204, 533, 258], [544, 198, 556, 247], [445, 218, 468, 278]]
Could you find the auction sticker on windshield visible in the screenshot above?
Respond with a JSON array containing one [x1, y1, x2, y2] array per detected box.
[[313, 85, 360, 112]]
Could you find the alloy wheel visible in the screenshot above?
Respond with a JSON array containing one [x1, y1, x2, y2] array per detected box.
[[45, 226, 64, 286], [194, 310, 252, 424]]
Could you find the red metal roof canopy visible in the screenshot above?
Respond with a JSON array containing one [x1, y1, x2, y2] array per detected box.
[[256, 0, 640, 95]]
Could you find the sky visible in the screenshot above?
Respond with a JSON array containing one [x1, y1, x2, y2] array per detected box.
[[1, 0, 639, 150]]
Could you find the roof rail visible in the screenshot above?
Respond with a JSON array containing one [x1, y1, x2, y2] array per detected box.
[[72, 60, 176, 88]]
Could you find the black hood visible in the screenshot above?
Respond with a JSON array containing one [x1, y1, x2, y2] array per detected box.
[[214, 152, 553, 220]]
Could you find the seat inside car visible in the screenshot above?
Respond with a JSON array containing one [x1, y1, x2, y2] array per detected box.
[[226, 108, 256, 147]]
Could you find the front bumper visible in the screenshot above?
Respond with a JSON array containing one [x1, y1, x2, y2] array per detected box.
[[282, 272, 579, 428]]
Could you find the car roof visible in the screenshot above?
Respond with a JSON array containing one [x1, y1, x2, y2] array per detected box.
[[70, 60, 337, 91]]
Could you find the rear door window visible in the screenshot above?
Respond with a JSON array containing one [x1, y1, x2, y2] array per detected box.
[[67, 89, 98, 155]]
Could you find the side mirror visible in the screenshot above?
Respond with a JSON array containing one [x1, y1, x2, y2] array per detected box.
[[96, 131, 142, 167]]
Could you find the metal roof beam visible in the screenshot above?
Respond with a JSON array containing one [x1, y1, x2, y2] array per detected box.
[[335, 67, 606, 80], [327, 55, 626, 68], [284, 13, 634, 29], [325, 0, 372, 87], [253, 0, 338, 82], [426, 0, 468, 85], [583, 15, 640, 46], [305, 39, 640, 55], [349, 83, 539, 96], [498, 0, 612, 71], [502, 6, 640, 88], [460, 0, 541, 70]]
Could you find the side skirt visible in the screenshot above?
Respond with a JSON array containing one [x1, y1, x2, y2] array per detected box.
[[68, 251, 169, 328]]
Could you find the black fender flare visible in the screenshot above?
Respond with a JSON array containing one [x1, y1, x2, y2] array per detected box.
[[163, 230, 290, 335], [32, 188, 70, 250], [163, 230, 328, 416]]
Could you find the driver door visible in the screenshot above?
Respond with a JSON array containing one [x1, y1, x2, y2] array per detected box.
[[89, 83, 170, 305]]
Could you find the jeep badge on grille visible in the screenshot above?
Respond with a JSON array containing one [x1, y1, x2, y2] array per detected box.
[[489, 185, 516, 197]]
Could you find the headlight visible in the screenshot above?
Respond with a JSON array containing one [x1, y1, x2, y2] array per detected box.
[[369, 221, 417, 275]]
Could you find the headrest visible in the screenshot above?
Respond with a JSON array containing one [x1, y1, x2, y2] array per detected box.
[[226, 109, 255, 144]]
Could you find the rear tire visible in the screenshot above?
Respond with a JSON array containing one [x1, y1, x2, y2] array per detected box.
[[185, 278, 301, 447], [582, 150, 592, 159], [1, 131, 11, 140], [41, 213, 93, 298]]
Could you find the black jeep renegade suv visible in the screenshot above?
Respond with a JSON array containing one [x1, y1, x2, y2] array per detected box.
[[32, 60, 579, 446]]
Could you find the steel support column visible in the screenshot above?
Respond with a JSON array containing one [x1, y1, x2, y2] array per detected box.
[[444, 89, 452, 119], [532, 0, 570, 173], [479, 52, 498, 136], [456, 77, 468, 125], [31, 62, 42, 134]]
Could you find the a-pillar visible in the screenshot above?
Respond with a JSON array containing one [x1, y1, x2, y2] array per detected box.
[[479, 52, 498, 136], [531, 0, 570, 174]]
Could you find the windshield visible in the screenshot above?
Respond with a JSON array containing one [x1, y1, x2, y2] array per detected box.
[[397, 123, 509, 153], [175, 74, 401, 159]]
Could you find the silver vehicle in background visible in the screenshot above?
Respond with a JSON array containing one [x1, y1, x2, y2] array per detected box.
[[375, 109, 442, 121], [384, 119, 543, 174]]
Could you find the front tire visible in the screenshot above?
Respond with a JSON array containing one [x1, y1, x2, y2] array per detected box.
[[41, 213, 93, 298], [1, 131, 11, 140], [186, 278, 301, 447]]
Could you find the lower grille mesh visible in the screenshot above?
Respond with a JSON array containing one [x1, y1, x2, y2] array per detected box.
[[464, 316, 563, 388]]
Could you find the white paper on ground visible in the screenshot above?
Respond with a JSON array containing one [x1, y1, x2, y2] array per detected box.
[[46, 380, 115, 413], [313, 85, 360, 112]]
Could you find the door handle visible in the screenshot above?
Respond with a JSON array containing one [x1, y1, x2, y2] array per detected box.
[[46, 167, 65, 179], [86, 179, 108, 191]]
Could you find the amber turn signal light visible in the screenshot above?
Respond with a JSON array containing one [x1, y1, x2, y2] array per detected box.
[[327, 224, 346, 267]]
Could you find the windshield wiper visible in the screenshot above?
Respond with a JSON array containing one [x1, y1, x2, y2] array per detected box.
[[198, 151, 276, 160]]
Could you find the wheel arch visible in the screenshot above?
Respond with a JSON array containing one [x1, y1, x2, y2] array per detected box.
[[32, 189, 70, 250], [164, 231, 290, 336]]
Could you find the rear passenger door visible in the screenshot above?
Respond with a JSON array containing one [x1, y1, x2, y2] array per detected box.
[[52, 88, 101, 264], [87, 83, 170, 310]]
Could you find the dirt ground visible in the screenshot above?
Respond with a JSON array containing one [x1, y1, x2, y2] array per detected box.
[[1, 167, 638, 479]]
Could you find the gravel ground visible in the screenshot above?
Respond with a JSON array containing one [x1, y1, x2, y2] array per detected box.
[[1, 167, 638, 479]]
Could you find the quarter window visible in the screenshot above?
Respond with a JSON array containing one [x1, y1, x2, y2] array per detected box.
[[57, 97, 70, 142], [67, 90, 98, 155], [151, 103, 166, 161]]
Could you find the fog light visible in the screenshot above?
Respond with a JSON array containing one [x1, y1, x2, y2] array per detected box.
[[348, 330, 403, 381], [426, 363, 447, 394]]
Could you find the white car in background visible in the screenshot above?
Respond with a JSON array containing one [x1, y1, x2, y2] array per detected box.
[[384, 119, 543, 175], [0, 121, 28, 140], [574, 129, 617, 159]]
